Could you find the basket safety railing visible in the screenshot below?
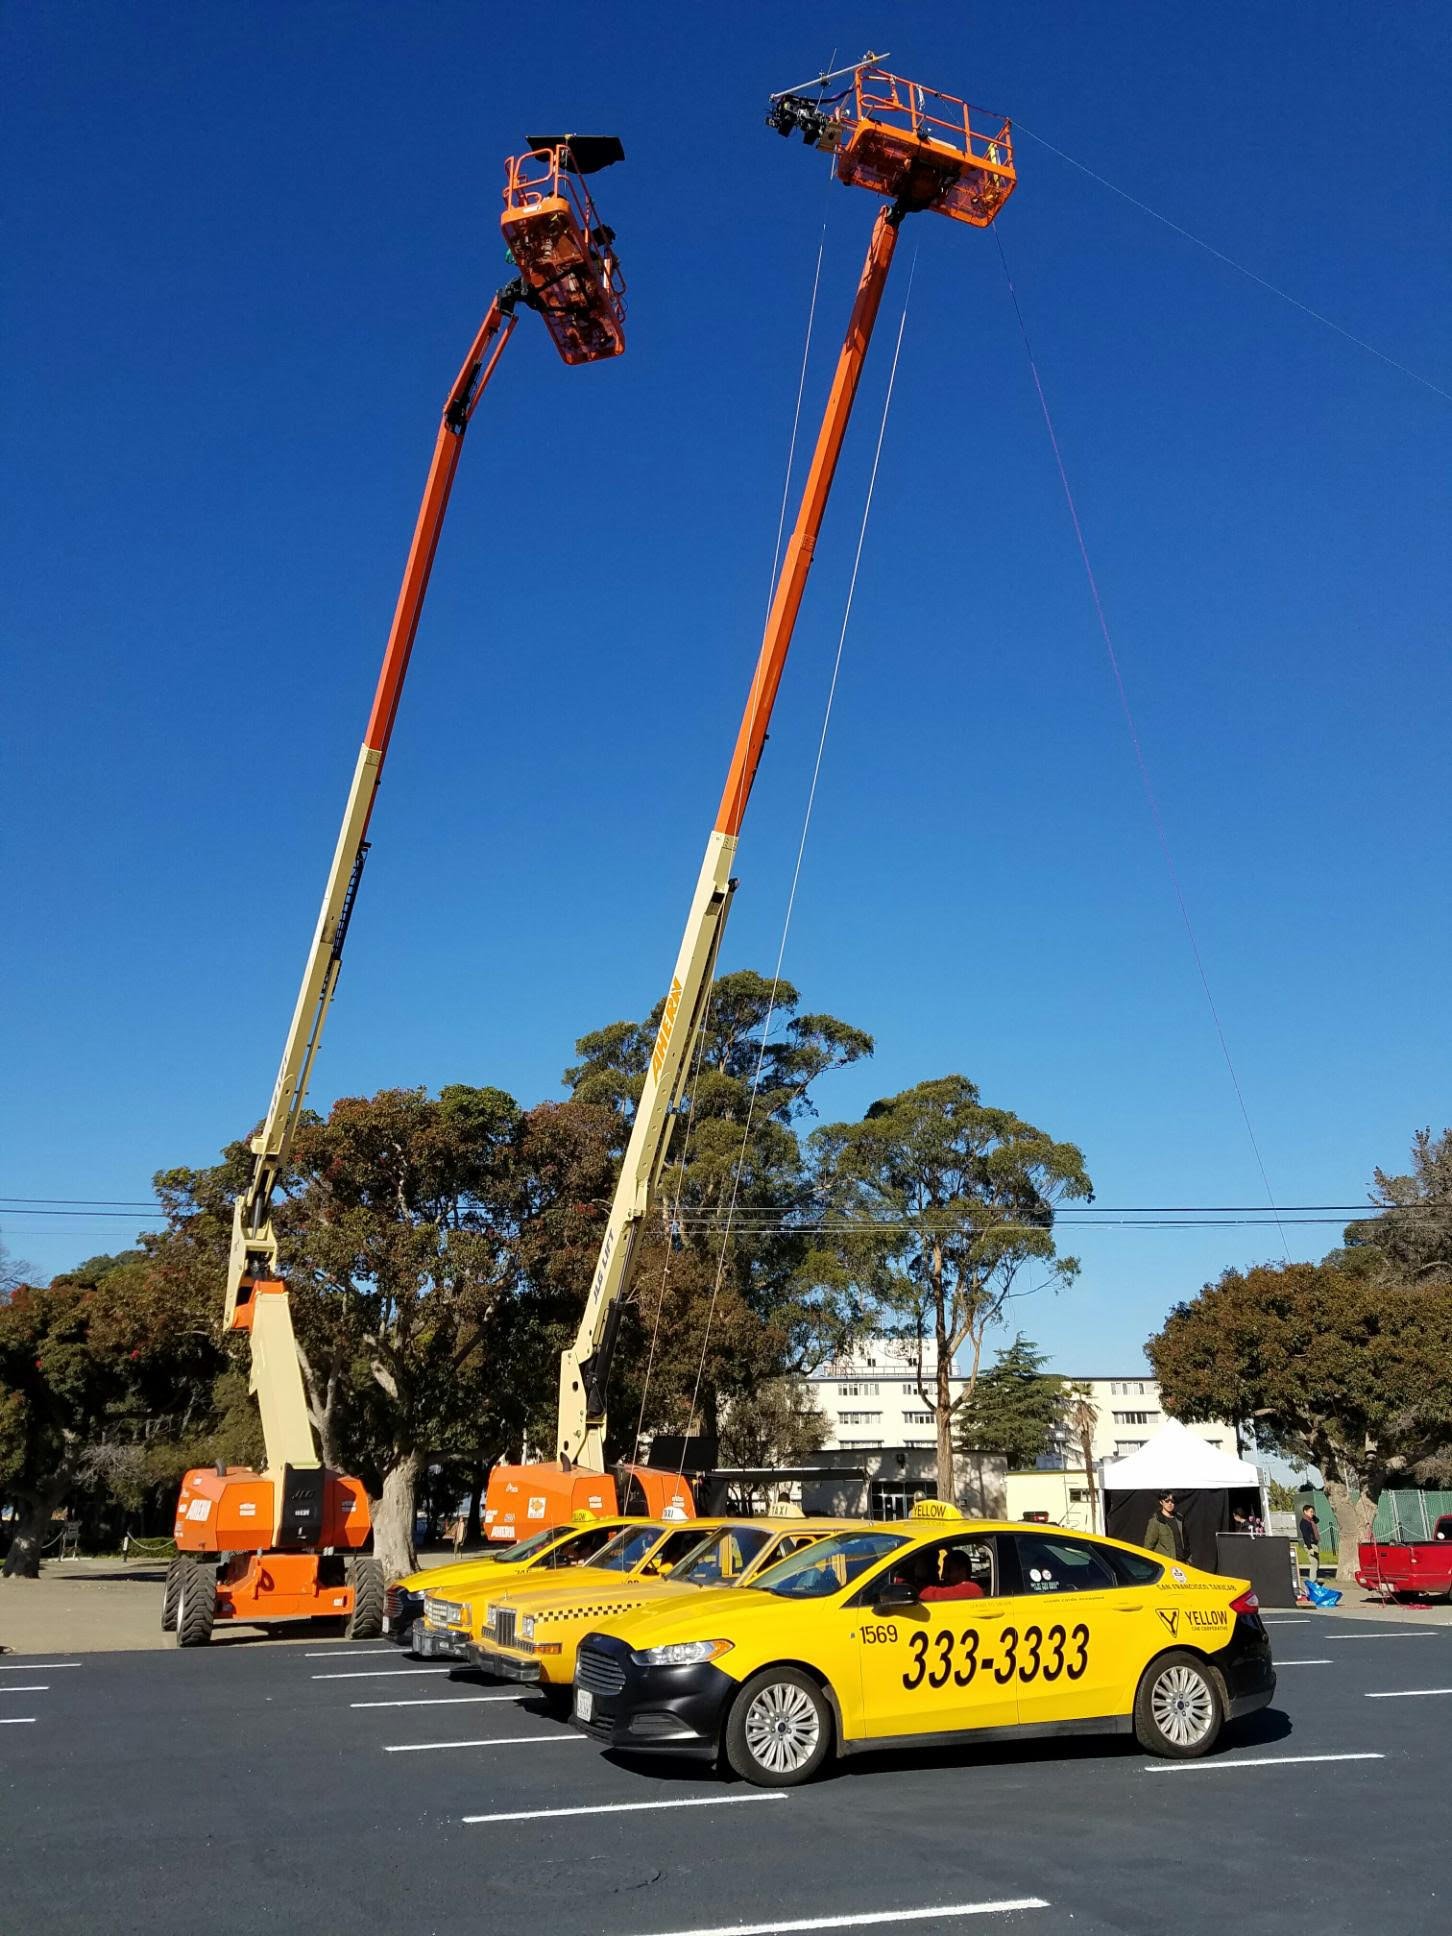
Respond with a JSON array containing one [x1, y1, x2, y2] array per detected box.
[[852, 68, 1014, 174], [503, 146, 628, 320]]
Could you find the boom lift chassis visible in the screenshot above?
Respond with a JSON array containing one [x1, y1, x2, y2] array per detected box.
[[167, 139, 627, 1644], [485, 63, 1017, 1540]]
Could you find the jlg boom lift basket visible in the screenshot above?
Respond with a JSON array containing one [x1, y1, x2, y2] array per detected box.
[[483, 61, 1017, 1542], [168, 138, 626, 1646]]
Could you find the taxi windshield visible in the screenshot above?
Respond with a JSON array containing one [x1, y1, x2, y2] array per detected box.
[[753, 1531, 908, 1599], [489, 1525, 571, 1564], [589, 1523, 665, 1572], [669, 1526, 774, 1587]]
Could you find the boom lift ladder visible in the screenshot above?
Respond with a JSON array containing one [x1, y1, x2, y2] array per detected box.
[[167, 140, 627, 1644], [484, 64, 1016, 1541]]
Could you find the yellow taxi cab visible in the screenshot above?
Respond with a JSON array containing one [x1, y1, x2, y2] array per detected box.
[[458, 1516, 715, 1680], [389, 1512, 630, 1657], [570, 1503, 1276, 1784], [469, 1519, 846, 1693]]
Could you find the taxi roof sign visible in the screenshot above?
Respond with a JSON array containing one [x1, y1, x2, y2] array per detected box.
[[568, 1509, 599, 1525], [907, 1499, 967, 1522]]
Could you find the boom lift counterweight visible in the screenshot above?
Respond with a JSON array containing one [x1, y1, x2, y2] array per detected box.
[[485, 65, 1017, 1542], [169, 140, 627, 1644]]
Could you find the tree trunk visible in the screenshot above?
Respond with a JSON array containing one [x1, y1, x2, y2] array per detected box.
[[1322, 1471, 1377, 1577], [372, 1451, 422, 1581], [466, 1462, 485, 1545], [2, 1482, 69, 1578], [936, 1359, 956, 1504]]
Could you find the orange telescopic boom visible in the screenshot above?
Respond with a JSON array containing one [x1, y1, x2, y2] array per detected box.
[[169, 140, 627, 1645], [483, 64, 1017, 1544]]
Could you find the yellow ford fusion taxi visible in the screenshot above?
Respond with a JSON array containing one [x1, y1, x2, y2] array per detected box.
[[470, 1519, 846, 1691], [570, 1504, 1276, 1784], [390, 1513, 631, 1657]]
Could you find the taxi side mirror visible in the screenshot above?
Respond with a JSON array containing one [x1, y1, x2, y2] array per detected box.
[[873, 1579, 918, 1610]]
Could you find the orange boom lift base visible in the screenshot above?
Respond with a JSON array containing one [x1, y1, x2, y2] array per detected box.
[[169, 140, 627, 1643], [484, 64, 1017, 1543]]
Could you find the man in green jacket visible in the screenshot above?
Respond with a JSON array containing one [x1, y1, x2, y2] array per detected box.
[[1143, 1491, 1186, 1562]]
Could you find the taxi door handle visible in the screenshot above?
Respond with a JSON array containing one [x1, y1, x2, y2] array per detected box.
[[972, 1609, 1006, 1620], [1112, 1603, 1142, 1612]]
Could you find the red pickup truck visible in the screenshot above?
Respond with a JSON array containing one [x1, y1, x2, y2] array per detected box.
[[1355, 1515, 1452, 1602]]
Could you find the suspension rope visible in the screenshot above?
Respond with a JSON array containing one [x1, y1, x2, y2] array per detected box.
[[1014, 121, 1450, 405], [678, 259, 920, 1470], [992, 225, 1290, 1261]]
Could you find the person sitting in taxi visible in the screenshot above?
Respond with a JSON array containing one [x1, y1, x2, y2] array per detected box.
[[919, 1550, 984, 1602]]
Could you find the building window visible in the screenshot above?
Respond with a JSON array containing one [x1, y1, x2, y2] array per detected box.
[[1113, 1411, 1154, 1426], [1069, 1488, 1093, 1503], [903, 1411, 934, 1425], [839, 1411, 882, 1426], [1114, 1440, 1145, 1456], [837, 1383, 879, 1398]]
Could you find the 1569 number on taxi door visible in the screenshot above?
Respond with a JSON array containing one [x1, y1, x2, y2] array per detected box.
[[902, 1621, 1088, 1690]]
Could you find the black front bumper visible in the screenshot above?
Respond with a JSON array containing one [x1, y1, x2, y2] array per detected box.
[[468, 1644, 542, 1683], [1216, 1614, 1277, 1718], [569, 1631, 734, 1758], [384, 1587, 424, 1645]]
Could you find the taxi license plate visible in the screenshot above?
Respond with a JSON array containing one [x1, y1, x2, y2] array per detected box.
[[575, 1687, 594, 1723]]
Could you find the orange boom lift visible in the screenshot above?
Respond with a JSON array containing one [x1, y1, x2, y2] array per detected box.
[[483, 62, 1016, 1542], [168, 140, 627, 1644]]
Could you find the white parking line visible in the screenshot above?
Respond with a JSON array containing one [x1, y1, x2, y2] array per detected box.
[[0, 1718, 37, 1726], [351, 1694, 525, 1709], [621, 1903, 1050, 1935], [1329, 1632, 1440, 1640], [0, 1686, 49, 1694], [1274, 1659, 1332, 1666], [1145, 1752, 1383, 1773], [463, 1792, 789, 1825], [1365, 1688, 1452, 1699], [1262, 1619, 1310, 1626], [311, 1668, 456, 1681], [0, 1663, 80, 1671], [303, 1648, 398, 1659], [383, 1733, 588, 1754]]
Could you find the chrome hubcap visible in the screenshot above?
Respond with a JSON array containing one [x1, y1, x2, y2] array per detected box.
[[1151, 1664, 1215, 1746], [744, 1681, 820, 1774]]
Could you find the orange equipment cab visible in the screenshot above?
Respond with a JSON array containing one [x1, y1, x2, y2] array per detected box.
[[484, 1461, 694, 1546]]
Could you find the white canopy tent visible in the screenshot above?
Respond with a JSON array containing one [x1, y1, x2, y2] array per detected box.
[[1101, 1417, 1259, 1493]]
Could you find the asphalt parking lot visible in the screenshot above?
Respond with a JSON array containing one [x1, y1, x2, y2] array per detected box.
[[1, 1611, 1447, 1936]]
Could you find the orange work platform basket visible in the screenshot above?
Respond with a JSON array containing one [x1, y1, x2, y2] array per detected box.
[[501, 145, 626, 365], [832, 69, 1016, 226]]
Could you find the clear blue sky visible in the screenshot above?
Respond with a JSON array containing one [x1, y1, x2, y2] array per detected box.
[[3, 3, 1448, 1375]]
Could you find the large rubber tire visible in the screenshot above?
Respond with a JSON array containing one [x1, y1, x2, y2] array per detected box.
[[161, 1558, 184, 1632], [1133, 1649, 1226, 1759], [724, 1667, 833, 1788], [345, 1556, 386, 1640], [174, 1560, 217, 1648]]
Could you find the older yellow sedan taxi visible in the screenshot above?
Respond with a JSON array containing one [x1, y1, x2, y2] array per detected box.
[[570, 1505, 1276, 1785], [470, 1519, 845, 1693], [398, 1514, 632, 1659]]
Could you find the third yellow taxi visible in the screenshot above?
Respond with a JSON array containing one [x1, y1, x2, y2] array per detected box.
[[569, 1504, 1276, 1785]]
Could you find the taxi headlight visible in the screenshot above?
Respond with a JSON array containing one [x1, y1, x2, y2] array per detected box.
[[483, 1605, 499, 1631], [520, 1614, 536, 1642], [629, 1638, 734, 1667]]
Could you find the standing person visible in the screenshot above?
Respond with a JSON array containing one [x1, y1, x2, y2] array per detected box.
[[1298, 1501, 1322, 1583], [1142, 1491, 1186, 1562]]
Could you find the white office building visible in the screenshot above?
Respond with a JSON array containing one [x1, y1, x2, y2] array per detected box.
[[797, 1345, 1238, 1528]]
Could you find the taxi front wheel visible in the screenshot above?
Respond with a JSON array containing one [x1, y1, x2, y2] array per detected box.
[[1133, 1650, 1226, 1758], [725, 1668, 833, 1787]]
